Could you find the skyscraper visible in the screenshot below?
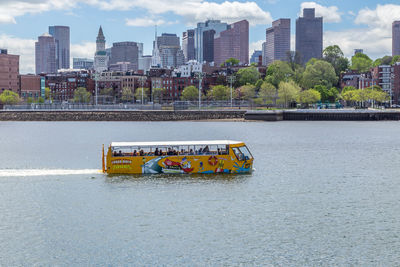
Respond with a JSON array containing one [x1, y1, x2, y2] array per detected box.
[[194, 20, 228, 63], [295, 8, 323, 65], [49, 26, 70, 70], [265, 18, 290, 66], [110, 42, 139, 71], [35, 33, 56, 74], [250, 50, 262, 64], [182, 29, 195, 62], [203, 29, 215, 63], [154, 33, 184, 68], [94, 26, 109, 73], [393, 21, 400, 56], [214, 20, 249, 66]]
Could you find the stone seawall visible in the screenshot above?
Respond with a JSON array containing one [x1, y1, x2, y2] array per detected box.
[[0, 110, 247, 121], [1, 110, 400, 121]]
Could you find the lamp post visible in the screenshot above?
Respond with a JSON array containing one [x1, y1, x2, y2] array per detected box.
[[227, 75, 236, 108], [139, 76, 146, 107], [196, 72, 204, 110]]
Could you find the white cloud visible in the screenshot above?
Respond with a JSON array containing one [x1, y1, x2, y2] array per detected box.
[[355, 4, 400, 29], [323, 4, 400, 60], [0, 34, 36, 74], [249, 40, 264, 57], [97, 0, 272, 26], [125, 18, 178, 27], [0, 0, 272, 26], [70, 41, 96, 60], [0, 0, 80, 24], [300, 2, 341, 23], [324, 28, 391, 60]]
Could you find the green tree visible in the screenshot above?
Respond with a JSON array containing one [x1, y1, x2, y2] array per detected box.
[[373, 55, 392, 67], [74, 87, 91, 103], [0, 90, 20, 105], [302, 59, 338, 89], [237, 84, 256, 100], [181, 85, 200, 101], [297, 89, 321, 107], [224, 58, 240, 66], [341, 90, 358, 106], [255, 79, 263, 90], [265, 60, 294, 88], [342, 86, 356, 93], [45, 87, 51, 100], [351, 53, 373, 73], [121, 87, 133, 102], [152, 87, 166, 103], [323, 45, 350, 76], [391, 55, 400, 65], [328, 87, 340, 102], [207, 85, 230, 100], [277, 81, 301, 108], [237, 66, 260, 85], [37, 97, 45, 103], [27, 97, 33, 104], [313, 85, 330, 102], [258, 81, 277, 104], [100, 87, 113, 96], [134, 87, 150, 102], [286, 51, 302, 70]]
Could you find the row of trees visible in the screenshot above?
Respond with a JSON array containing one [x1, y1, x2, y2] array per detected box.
[[179, 45, 392, 107]]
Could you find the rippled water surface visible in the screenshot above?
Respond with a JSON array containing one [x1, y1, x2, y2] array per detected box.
[[1, 121, 400, 266]]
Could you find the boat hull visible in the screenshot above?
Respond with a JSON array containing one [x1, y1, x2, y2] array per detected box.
[[105, 155, 253, 174]]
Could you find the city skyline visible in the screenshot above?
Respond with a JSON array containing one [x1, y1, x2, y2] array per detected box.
[[0, 1, 400, 73]]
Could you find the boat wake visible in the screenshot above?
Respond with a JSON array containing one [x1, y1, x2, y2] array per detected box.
[[0, 169, 102, 177]]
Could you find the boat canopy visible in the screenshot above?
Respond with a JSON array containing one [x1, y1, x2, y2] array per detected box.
[[111, 140, 243, 148]]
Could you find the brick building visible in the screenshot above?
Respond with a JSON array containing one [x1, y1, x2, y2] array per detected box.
[[0, 49, 19, 93], [19, 74, 42, 100], [46, 70, 94, 101]]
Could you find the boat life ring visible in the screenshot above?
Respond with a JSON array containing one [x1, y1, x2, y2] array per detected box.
[[208, 156, 218, 166]]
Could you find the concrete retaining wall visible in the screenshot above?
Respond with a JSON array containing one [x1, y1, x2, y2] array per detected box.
[[245, 110, 283, 121], [284, 110, 400, 121], [0, 110, 246, 121]]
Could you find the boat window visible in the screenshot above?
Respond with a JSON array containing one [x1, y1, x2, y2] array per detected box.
[[232, 147, 245, 161], [238, 146, 253, 160], [111, 143, 233, 157]]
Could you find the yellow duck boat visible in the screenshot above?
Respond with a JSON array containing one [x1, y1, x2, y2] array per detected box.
[[102, 140, 253, 174]]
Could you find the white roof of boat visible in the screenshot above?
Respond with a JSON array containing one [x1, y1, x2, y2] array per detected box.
[[111, 140, 243, 147]]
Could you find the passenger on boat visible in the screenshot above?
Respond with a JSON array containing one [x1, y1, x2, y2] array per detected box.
[[139, 150, 144, 156], [155, 148, 159, 156], [133, 150, 137, 156], [203, 146, 209, 153], [189, 149, 194, 155]]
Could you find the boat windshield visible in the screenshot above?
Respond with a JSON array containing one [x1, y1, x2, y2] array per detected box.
[[232, 146, 253, 161]]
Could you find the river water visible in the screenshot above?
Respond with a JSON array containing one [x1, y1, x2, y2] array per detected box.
[[0, 121, 400, 266]]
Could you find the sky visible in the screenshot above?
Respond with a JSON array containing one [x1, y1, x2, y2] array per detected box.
[[1, 0, 400, 74]]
